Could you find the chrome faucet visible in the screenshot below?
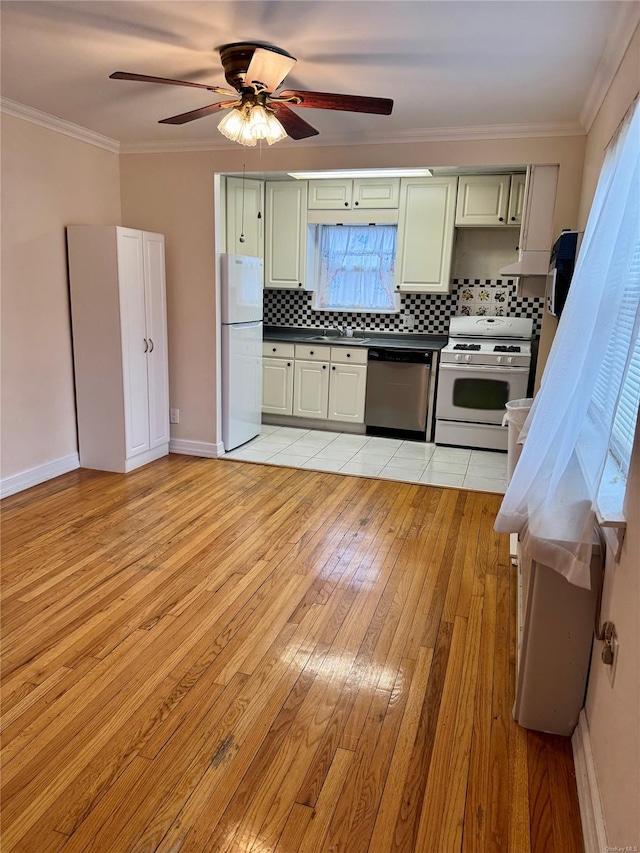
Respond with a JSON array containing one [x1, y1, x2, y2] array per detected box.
[[332, 324, 355, 338]]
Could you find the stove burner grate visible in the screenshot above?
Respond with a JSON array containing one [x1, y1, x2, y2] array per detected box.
[[494, 345, 521, 353], [453, 343, 481, 351]]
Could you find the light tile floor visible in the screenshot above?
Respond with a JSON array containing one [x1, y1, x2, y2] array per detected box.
[[222, 425, 508, 493]]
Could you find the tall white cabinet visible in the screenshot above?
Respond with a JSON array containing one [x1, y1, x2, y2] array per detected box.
[[67, 226, 170, 473]]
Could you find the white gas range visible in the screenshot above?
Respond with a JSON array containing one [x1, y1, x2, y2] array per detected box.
[[435, 316, 533, 451]]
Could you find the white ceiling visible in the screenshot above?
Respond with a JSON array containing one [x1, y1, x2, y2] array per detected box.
[[0, 1, 633, 150]]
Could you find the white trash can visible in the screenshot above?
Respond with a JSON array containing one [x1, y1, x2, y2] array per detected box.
[[503, 398, 533, 483]]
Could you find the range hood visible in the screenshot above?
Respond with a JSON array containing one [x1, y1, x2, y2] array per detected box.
[[500, 249, 550, 277]]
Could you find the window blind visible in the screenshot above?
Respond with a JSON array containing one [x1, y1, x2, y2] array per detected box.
[[590, 241, 640, 474]]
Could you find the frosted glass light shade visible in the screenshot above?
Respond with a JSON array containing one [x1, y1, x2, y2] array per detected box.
[[217, 103, 288, 147], [218, 108, 245, 142], [265, 112, 287, 145], [249, 104, 270, 140]]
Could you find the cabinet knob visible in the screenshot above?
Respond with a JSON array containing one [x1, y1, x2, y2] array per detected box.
[[499, 217, 504, 222], [510, 216, 516, 221], [346, 353, 351, 358], [344, 202, 349, 207], [287, 362, 291, 367], [332, 366, 336, 371], [298, 282, 302, 287], [272, 347, 277, 352], [354, 201, 359, 206], [310, 350, 314, 355], [322, 364, 327, 369]]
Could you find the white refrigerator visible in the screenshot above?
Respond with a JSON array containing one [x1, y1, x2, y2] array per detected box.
[[220, 254, 263, 451]]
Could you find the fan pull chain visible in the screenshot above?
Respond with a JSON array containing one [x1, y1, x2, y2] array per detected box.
[[239, 154, 246, 244], [257, 141, 263, 223]]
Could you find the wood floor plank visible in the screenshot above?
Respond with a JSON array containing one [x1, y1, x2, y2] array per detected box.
[[0, 457, 585, 853], [368, 648, 433, 852]]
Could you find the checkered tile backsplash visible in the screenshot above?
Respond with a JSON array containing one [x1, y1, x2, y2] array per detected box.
[[264, 279, 544, 337]]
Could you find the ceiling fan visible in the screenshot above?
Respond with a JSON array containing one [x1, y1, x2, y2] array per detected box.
[[110, 42, 394, 146]]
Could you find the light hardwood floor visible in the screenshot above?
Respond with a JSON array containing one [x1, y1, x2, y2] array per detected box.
[[1, 455, 584, 853]]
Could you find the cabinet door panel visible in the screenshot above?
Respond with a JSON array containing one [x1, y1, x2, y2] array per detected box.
[[265, 181, 308, 289], [352, 178, 399, 209], [328, 364, 367, 423], [455, 175, 510, 226], [117, 229, 150, 457], [143, 232, 170, 448], [308, 180, 352, 210], [263, 357, 294, 415], [395, 177, 457, 293], [293, 360, 329, 419], [226, 177, 264, 259], [508, 174, 527, 226]]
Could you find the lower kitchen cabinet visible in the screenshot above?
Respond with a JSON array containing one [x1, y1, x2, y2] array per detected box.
[[328, 363, 367, 423], [293, 359, 330, 419], [262, 342, 368, 424], [262, 356, 294, 415]]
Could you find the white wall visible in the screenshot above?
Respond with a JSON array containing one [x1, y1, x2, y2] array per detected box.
[[1, 115, 121, 483], [579, 24, 640, 849]]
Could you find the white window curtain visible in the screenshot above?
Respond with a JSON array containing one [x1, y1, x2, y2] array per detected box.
[[495, 99, 640, 589], [315, 225, 397, 312]]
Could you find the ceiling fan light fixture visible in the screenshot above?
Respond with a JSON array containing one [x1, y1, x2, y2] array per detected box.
[[264, 111, 287, 145], [249, 104, 270, 140], [217, 101, 287, 147], [217, 106, 246, 143]]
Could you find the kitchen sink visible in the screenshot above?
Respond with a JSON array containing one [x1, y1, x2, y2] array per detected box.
[[305, 335, 372, 344]]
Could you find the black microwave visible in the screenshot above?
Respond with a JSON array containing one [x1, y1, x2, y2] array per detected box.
[[546, 230, 582, 317]]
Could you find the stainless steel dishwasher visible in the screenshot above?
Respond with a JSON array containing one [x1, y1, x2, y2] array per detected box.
[[365, 348, 437, 441]]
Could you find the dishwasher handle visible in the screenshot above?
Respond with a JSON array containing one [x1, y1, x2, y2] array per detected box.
[[368, 348, 433, 365]]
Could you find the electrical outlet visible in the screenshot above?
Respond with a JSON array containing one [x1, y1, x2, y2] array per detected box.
[[170, 408, 180, 424], [403, 314, 415, 330]]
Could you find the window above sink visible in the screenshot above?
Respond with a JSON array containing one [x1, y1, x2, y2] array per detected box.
[[311, 224, 399, 314]]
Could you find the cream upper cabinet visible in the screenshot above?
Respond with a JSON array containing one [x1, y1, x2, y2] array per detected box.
[[455, 174, 527, 226], [395, 177, 457, 294], [308, 180, 352, 210], [352, 178, 400, 209], [265, 181, 308, 289], [507, 174, 527, 225], [308, 178, 399, 210], [455, 175, 511, 226], [226, 176, 264, 259]]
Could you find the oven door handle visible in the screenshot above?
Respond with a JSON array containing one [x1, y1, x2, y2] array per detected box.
[[439, 363, 530, 374]]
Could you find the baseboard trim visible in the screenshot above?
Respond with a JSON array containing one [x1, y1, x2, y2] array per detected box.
[[169, 439, 224, 459], [572, 710, 608, 853], [0, 452, 80, 498]]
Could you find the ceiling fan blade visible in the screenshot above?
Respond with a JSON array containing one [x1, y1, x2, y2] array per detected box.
[[245, 47, 296, 93], [159, 100, 238, 125], [269, 103, 319, 140], [110, 72, 235, 96], [277, 89, 393, 115]]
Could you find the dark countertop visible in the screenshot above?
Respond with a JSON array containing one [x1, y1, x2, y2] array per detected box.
[[263, 325, 448, 352]]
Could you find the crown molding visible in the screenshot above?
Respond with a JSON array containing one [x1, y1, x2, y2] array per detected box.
[[120, 120, 585, 155], [0, 98, 120, 153], [580, 2, 640, 133]]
